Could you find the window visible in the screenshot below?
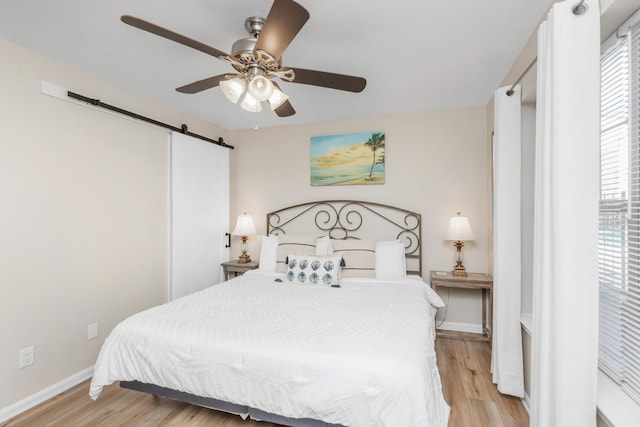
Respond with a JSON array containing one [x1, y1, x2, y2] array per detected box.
[[599, 19, 640, 404]]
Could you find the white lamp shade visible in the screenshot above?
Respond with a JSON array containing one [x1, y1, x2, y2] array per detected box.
[[219, 77, 246, 104], [240, 92, 262, 112], [445, 214, 475, 241], [267, 87, 290, 110], [232, 213, 257, 236], [247, 75, 274, 101]]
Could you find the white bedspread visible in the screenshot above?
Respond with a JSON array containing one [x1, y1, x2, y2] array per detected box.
[[90, 271, 450, 426]]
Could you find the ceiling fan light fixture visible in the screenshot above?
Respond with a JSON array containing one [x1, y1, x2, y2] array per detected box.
[[240, 92, 262, 112], [247, 75, 274, 102], [220, 77, 246, 104], [267, 87, 289, 111]]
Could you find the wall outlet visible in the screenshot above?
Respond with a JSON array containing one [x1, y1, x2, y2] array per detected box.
[[19, 345, 35, 369], [88, 323, 98, 340]]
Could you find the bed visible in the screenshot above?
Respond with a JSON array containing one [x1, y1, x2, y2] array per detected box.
[[89, 200, 450, 426]]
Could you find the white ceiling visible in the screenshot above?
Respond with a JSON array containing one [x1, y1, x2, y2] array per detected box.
[[0, 0, 553, 130]]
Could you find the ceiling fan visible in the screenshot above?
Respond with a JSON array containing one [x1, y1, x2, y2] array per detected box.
[[121, 0, 367, 117]]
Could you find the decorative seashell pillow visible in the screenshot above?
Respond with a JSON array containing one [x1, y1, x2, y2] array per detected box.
[[285, 254, 342, 286]]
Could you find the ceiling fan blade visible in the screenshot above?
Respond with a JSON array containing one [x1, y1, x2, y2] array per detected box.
[[274, 100, 296, 117], [253, 0, 309, 61], [288, 68, 367, 93], [121, 15, 229, 59], [176, 74, 229, 94]]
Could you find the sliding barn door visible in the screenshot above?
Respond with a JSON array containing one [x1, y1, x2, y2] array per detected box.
[[170, 132, 229, 300]]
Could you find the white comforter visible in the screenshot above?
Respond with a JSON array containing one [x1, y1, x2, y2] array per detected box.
[[90, 271, 450, 426]]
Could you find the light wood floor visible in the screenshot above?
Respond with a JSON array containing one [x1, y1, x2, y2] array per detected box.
[[2, 337, 528, 427], [436, 337, 528, 427]]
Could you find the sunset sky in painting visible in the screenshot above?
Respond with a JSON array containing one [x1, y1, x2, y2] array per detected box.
[[310, 131, 385, 186], [311, 132, 381, 172]]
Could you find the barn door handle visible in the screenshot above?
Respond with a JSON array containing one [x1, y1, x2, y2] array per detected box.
[[225, 232, 231, 248]]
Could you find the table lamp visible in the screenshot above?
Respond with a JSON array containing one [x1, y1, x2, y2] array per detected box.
[[232, 212, 257, 263], [445, 212, 475, 277]]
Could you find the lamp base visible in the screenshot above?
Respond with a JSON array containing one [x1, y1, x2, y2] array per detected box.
[[452, 266, 467, 277], [237, 251, 251, 264], [452, 240, 467, 276]]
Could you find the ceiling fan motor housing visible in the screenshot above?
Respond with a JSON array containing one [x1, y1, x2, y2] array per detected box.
[[231, 36, 258, 58], [229, 16, 281, 77], [231, 16, 263, 57]]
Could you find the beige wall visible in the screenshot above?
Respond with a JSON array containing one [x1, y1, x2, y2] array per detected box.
[[0, 38, 229, 409], [229, 108, 491, 329]]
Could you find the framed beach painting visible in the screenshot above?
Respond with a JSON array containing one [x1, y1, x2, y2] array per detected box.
[[310, 131, 385, 186]]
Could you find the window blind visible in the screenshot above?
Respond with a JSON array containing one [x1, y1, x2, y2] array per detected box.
[[599, 21, 640, 404]]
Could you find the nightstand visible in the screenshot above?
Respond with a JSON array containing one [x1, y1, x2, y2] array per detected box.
[[430, 270, 493, 343], [221, 260, 259, 281]]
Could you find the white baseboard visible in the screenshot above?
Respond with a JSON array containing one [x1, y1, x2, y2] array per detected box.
[[0, 366, 94, 423], [437, 320, 483, 334], [521, 391, 530, 414]]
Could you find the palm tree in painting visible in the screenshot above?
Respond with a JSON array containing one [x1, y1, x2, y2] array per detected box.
[[364, 132, 385, 180]]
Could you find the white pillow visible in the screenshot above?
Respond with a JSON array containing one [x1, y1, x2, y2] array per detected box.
[[315, 235, 334, 255], [258, 235, 279, 273], [285, 254, 342, 286], [275, 234, 317, 273], [375, 240, 407, 279], [332, 239, 376, 278]]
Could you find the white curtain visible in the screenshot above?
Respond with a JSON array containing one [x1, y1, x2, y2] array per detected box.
[[530, 1, 600, 426], [491, 84, 525, 397]]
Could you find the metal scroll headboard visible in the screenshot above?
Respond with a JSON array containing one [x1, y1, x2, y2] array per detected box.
[[266, 200, 422, 277]]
